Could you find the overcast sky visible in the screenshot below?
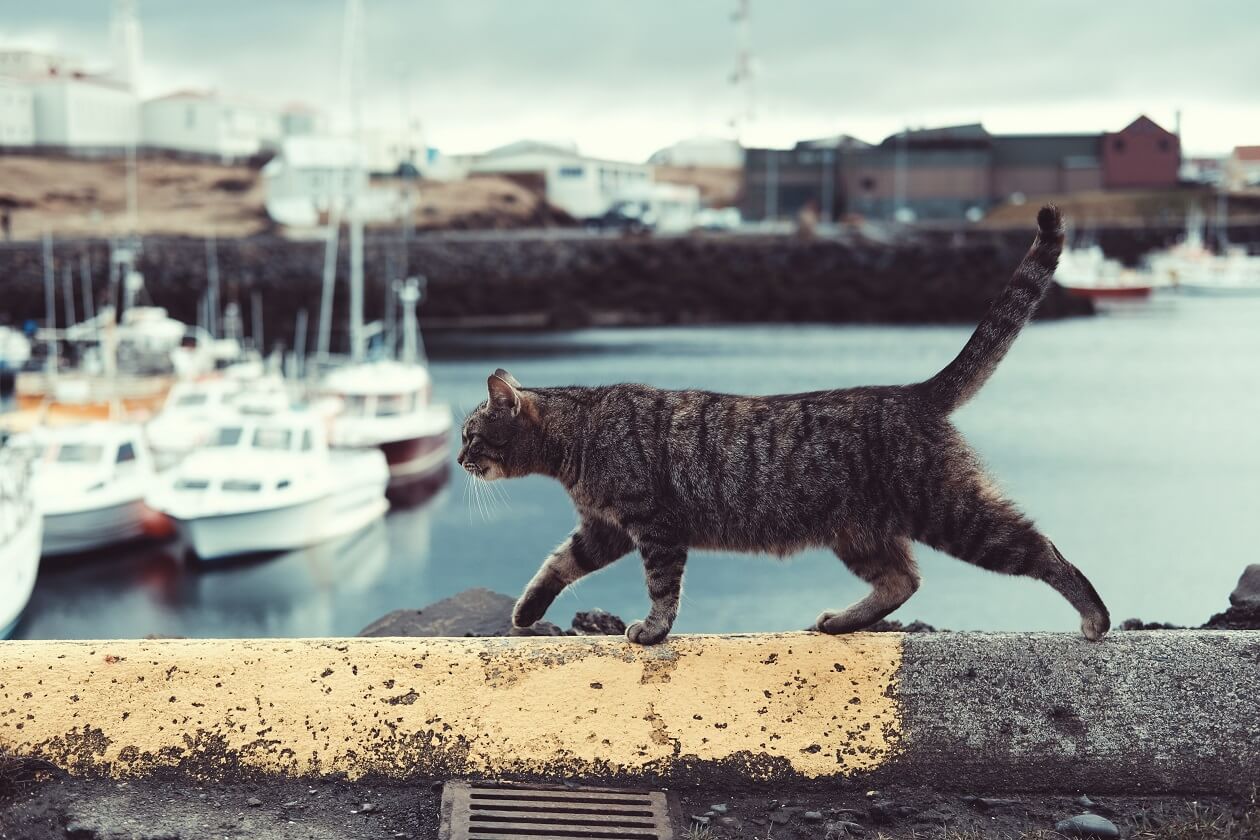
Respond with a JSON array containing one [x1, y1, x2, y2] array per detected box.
[[3, 0, 1257, 160]]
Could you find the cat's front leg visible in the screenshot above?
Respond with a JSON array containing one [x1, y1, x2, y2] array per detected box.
[[512, 519, 633, 628], [626, 543, 687, 645]]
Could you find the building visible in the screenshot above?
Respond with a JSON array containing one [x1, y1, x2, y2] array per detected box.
[[0, 77, 34, 146], [1226, 146, 1260, 189], [468, 140, 652, 219], [1100, 116, 1180, 189], [740, 116, 1182, 222], [28, 72, 138, 152], [648, 136, 744, 168], [262, 135, 403, 228], [141, 91, 286, 160]]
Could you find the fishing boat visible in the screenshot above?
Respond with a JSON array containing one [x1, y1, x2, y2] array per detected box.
[[1055, 245, 1154, 300], [1175, 246, 1260, 297], [14, 422, 163, 556], [146, 371, 290, 469], [147, 407, 389, 561], [0, 447, 41, 638]]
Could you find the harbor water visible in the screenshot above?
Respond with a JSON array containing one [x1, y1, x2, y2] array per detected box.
[[13, 295, 1260, 639]]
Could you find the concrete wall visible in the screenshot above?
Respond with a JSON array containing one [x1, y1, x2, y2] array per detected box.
[[0, 632, 1255, 792]]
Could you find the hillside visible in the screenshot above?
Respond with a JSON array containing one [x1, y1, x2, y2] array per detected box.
[[0, 154, 572, 239]]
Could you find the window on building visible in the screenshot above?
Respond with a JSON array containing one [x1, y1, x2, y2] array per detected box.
[[558, 165, 585, 178], [1113, 138, 1126, 153], [861, 176, 877, 192], [116, 442, 137, 464], [1158, 138, 1171, 152]]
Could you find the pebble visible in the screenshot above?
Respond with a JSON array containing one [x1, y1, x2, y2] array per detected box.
[[1055, 813, 1121, 838], [964, 796, 1018, 810], [824, 820, 866, 837], [709, 803, 728, 814], [689, 815, 710, 827], [246, 797, 262, 807], [359, 802, 378, 813], [281, 800, 301, 808], [804, 811, 824, 822], [867, 801, 896, 824], [717, 816, 741, 828], [1077, 795, 1097, 809]]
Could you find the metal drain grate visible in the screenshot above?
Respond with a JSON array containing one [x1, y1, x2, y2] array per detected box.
[[440, 781, 674, 840]]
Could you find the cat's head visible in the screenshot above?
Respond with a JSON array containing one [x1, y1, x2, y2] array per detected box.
[[456, 368, 538, 481]]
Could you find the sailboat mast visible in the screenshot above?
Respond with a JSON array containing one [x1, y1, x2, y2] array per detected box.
[[343, 0, 367, 363]]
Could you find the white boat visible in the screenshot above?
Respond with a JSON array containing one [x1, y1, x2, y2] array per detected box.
[[1176, 246, 1260, 296], [145, 373, 290, 468], [147, 407, 389, 561], [0, 447, 41, 638], [324, 360, 452, 492], [14, 422, 161, 556]]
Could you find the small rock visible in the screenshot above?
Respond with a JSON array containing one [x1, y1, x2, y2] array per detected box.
[[246, 797, 262, 807], [965, 796, 1017, 810], [1230, 564, 1260, 608], [572, 608, 628, 635], [690, 815, 711, 826], [770, 811, 791, 825], [709, 803, 728, 815], [1077, 795, 1096, 809], [282, 800, 301, 808], [1055, 813, 1120, 838], [915, 809, 953, 823], [717, 816, 740, 828], [803, 810, 824, 822], [359, 802, 378, 814], [824, 821, 866, 838], [895, 806, 918, 819]]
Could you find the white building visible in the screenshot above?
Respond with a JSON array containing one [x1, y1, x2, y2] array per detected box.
[[29, 73, 138, 150], [468, 140, 652, 219], [263, 135, 401, 228], [648, 136, 744, 168], [0, 77, 34, 146], [0, 49, 75, 79], [141, 91, 288, 160]]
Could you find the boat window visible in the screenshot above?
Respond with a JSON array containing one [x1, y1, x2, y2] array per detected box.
[[55, 444, 105, 464], [252, 428, 292, 451], [210, 427, 243, 447], [174, 478, 210, 491], [300, 429, 313, 452], [377, 394, 405, 417], [116, 442, 137, 464], [174, 393, 209, 408], [276, 479, 291, 490], [222, 479, 262, 492], [343, 394, 369, 417]]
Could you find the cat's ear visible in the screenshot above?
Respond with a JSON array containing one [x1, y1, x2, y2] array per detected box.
[[488, 370, 522, 416], [493, 368, 522, 389]]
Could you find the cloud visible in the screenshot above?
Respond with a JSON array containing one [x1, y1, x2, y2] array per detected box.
[[3, 0, 1257, 159]]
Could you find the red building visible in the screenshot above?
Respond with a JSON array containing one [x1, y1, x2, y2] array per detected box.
[[1100, 116, 1180, 189]]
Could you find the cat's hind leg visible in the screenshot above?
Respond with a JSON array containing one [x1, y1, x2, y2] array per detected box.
[[918, 479, 1110, 641], [512, 518, 634, 628], [812, 536, 921, 634]]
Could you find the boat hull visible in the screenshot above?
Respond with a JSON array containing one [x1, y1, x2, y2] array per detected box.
[[1, 504, 41, 638], [380, 429, 452, 489], [1064, 285, 1153, 300], [42, 499, 151, 557], [172, 480, 388, 562]]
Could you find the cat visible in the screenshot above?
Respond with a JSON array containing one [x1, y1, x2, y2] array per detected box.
[[457, 205, 1110, 645]]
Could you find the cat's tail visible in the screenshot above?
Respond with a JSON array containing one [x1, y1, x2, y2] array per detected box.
[[920, 205, 1065, 413]]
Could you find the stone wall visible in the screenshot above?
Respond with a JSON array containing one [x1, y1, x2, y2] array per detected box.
[[0, 229, 1120, 349]]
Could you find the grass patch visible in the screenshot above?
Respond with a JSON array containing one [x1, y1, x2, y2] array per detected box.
[[0, 752, 60, 799]]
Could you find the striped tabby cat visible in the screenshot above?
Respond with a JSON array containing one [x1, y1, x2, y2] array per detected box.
[[457, 206, 1110, 645]]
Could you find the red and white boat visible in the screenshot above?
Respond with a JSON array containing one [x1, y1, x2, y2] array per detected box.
[[324, 360, 452, 493], [1055, 245, 1154, 300]]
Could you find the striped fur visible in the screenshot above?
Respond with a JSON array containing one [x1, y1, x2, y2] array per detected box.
[[458, 206, 1110, 645]]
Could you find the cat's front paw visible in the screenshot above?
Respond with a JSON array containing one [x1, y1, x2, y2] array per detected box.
[[512, 590, 552, 628], [626, 620, 669, 645]]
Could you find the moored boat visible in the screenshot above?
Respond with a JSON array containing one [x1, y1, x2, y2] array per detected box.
[[13, 422, 163, 556], [147, 408, 389, 561], [0, 447, 41, 638]]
